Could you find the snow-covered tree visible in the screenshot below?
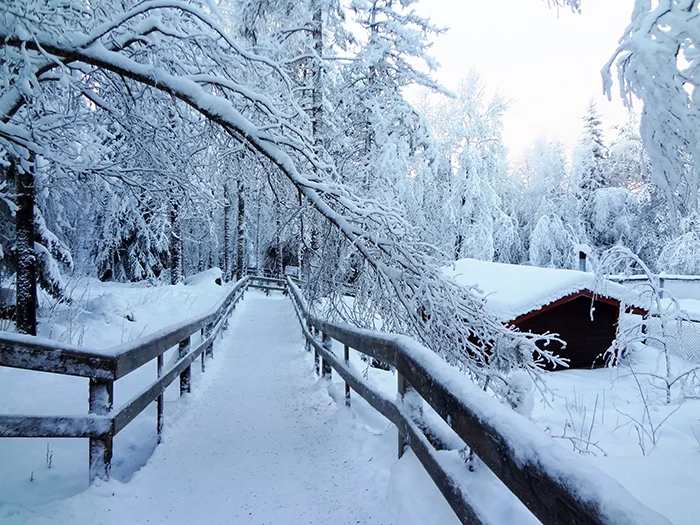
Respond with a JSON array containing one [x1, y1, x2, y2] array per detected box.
[[573, 101, 608, 195], [607, 113, 651, 191], [413, 74, 512, 263], [604, 0, 700, 228], [529, 214, 577, 269], [657, 213, 700, 275], [0, 0, 607, 392]]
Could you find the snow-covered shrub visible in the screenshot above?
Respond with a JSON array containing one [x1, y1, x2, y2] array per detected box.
[[657, 216, 700, 275], [529, 214, 576, 269], [589, 187, 638, 249]]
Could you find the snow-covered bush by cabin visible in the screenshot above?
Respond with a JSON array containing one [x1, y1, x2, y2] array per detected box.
[[657, 215, 700, 276], [529, 214, 577, 269]]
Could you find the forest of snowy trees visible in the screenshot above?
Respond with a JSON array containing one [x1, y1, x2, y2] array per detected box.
[[0, 0, 698, 385], [413, 89, 699, 276]]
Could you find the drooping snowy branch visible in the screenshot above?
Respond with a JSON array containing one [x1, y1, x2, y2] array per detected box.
[[0, 0, 563, 387]]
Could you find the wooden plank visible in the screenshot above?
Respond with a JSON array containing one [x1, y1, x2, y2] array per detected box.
[[113, 317, 209, 379], [0, 415, 112, 438], [248, 284, 285, 293], [312, 320, 397, 366], [0, 334, 116, 379], [248, 276, 285, 285]]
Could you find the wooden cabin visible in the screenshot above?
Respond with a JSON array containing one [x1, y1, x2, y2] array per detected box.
[[444, 259, 647, 370]]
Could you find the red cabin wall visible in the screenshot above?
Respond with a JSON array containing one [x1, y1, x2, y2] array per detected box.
[[514, 295, 618, 370]]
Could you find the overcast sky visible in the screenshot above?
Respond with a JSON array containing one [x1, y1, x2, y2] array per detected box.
[[412, 0, 636, 158]]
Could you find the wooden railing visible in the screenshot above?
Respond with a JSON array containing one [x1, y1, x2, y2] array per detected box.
[[285, 277, 671, 525], [0, 275, 250, 482], [0, 275, 674, 524]]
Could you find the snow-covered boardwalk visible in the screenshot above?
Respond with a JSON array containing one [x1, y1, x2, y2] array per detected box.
[[6, 292, 394, 525]]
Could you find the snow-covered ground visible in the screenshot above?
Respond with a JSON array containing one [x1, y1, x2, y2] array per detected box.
[[0, 269, 231, 504], [2, 275, 698, 524], [531, 348, 700, 525], [331, 340, 700, 524]]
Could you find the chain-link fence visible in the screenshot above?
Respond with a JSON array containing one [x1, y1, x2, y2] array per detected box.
[[641, 314, 700, 364], [613, 276, 700, 365], [619, 312, 700, 365]]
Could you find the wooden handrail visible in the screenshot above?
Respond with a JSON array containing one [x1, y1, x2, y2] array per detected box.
[[0, 275, 252, 482], [0, 276, 250, 379], [286, 277, 671, 525], [112, 276, 249, 378], [0, 332, 117, 378], [0, 414, 112, 438]]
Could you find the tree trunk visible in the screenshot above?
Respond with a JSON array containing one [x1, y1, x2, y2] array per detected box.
[[454, 233, 463, 261], [14, 158, 37, 335], [223, 181, 231, 281], [170, 201, 183, 285], [275, 205, 283, 276], [298, 190, 305, 281], [235, 177, 246, 280]]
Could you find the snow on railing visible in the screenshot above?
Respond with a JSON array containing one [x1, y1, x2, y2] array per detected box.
[[0, 275, 251, 482], [286, 277, 671, 525]]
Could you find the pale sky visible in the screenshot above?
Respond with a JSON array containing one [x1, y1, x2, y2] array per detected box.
[[413, 0, 636, 158]]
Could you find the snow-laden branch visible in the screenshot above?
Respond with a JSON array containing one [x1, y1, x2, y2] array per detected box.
[[0, 0, 567, 389]]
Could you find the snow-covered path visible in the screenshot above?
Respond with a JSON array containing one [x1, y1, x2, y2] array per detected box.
[[4, 292, 395, 525]]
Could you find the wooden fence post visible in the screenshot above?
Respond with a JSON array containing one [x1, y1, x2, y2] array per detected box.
[[179, 336, 191, 395], [344, 344, 351, 406], [397, 375, 423, 459], [313, 327, 320, 375], [659, 277, 666, 299], [199, 327, 205, 372], [205, 322, 214, 359], [157, 353, 164, 442], [223, 305, 230, 330], [321, 332, 332, 378], [305, 320, 312, 352], [397, 372, 407, 459], [89, 378, 113, 483]]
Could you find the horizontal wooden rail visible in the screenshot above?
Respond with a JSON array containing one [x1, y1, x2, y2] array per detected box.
[[286, 277, 671, 525], [112, 277, 249, 378], [0, 275, 252, 482], [0, 277, 250, 380], [112, 299, 237, 435], [0, 333, 116, 379], [248, 275, 284, 284], [0, 414, 113, 438]]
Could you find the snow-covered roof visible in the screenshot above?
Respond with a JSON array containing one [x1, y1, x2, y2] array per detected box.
[[444, 258, 642, 322]]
